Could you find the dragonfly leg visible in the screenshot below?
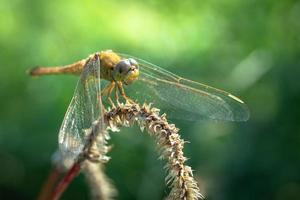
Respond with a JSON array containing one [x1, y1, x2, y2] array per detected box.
[[107, 82, 116, 107], [116, 82, 135, 104], [101, 82, 116, 107], [115, 84, 120, 106]]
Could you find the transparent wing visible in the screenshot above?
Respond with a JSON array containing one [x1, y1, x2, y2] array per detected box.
[[120, 54, 249, 121], [58, 54, 103, 161]]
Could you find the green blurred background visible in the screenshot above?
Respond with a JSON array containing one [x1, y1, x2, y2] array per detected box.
[[1, 0, 300, 199]]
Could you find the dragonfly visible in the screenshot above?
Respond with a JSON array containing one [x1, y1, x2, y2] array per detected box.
[[29, 50, 249, 160]]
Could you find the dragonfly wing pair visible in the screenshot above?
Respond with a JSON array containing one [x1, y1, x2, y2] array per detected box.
[[58, 54, 104, 161], [120, 54, 249, 121]]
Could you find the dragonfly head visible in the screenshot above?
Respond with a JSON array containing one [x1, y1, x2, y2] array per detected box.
[[113, 58, 139, 85]]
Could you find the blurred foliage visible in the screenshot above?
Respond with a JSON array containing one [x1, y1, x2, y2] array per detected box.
[[0, 0, 300, 199]]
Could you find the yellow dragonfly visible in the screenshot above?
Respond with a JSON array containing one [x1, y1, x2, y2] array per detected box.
[[29, 50, 249, 160]]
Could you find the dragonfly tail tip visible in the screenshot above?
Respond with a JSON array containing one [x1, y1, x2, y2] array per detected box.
[[27, 66, 41, 76]]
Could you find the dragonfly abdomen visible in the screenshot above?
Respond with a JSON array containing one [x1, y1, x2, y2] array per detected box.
[[28, 60, 85, 76]]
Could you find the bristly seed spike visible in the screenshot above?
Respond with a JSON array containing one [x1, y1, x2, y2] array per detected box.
[[103, 102, 203, 199]]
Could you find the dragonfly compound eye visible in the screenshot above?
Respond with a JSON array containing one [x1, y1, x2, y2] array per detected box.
[[115, 60, 131, 75]]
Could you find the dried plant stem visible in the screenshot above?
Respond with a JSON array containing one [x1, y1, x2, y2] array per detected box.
[[37, 168, 62, 200], [48, 156, 115, 200], [50, 162, 81, 200]]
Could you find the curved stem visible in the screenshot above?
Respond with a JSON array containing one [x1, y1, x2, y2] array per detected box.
[[50, 163, 81, 200]]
